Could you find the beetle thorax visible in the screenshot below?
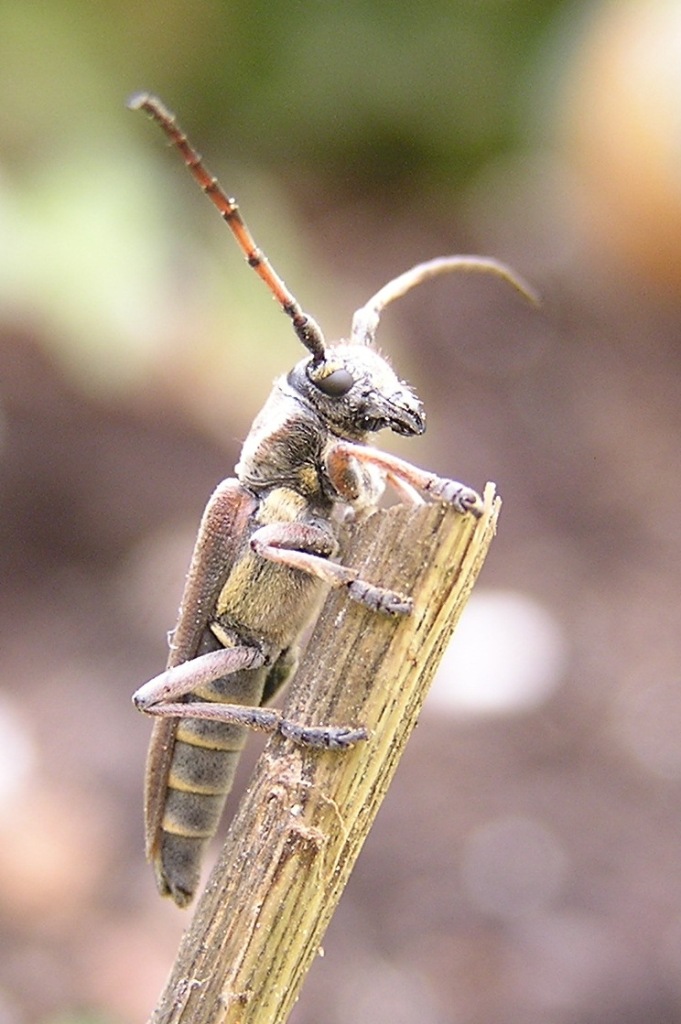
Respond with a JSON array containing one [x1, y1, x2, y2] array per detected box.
[[235, 383, 329, 502]]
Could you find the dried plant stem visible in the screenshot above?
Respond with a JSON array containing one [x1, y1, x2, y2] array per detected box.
[[148, 482, 501, 1024]]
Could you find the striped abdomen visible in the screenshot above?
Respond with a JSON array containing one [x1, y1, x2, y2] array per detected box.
[[152, 664, 268, 907]]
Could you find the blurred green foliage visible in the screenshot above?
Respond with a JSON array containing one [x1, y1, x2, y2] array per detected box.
[[0, 0, 565, 408], [1, 0, 562, 190]]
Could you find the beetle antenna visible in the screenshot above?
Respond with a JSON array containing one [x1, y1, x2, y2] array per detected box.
[[128, 92, 327, 364], [350, 255, 539, 346]]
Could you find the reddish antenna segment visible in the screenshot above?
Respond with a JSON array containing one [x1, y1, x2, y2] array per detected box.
[[128, 92, 327, 363]]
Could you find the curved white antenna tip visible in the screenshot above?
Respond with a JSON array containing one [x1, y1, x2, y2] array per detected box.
[[351, 254, 539, 345]]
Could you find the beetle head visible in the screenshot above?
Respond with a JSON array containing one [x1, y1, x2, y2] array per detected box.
[[286, 255, 538, 441], [288, 344, 425, 441]]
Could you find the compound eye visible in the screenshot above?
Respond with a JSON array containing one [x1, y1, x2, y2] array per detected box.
[[314, 367, 355, 397]]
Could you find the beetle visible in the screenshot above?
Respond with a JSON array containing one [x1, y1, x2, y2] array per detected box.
[[129, 93, 535, 906]]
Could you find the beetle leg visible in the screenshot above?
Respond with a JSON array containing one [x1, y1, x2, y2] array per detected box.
[[386, 472, 426, 506], [327, 440, 483, 517], [279, 719, 368, 748], [134, 643, 366, 747], [251, 522, 413, 615], [141, 698, 282, 730], [133, 645, 265, 711], [143, 699, 367, 748]]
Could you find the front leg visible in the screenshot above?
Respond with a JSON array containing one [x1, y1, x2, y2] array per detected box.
[[250, 522, 413, 615], [326, 440, 483, 517]]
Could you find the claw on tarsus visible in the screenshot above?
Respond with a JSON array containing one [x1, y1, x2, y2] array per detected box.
[[279, 719, 369, 748]]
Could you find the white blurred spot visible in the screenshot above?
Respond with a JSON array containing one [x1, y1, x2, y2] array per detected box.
[[0, 694, 36, 809], [428, 589, 567, 716], [461, 815, 568, 919]]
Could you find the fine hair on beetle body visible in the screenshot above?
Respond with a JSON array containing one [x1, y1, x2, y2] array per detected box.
[[129, 92, 537, 907]]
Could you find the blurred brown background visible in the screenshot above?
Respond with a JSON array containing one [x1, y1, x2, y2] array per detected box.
[[1, 1, 680, 1022]]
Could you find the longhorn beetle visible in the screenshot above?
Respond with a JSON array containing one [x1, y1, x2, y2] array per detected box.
[[129, 93, 535, 906]]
